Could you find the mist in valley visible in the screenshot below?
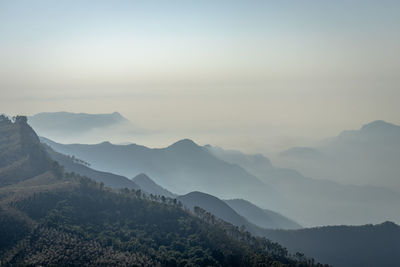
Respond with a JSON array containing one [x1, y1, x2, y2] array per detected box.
[[1, 1, 400, 266]]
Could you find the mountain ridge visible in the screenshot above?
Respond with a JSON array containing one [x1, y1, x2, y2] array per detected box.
[[43, 143, 140, 190], [206, 143, 400, 226], [39, 136, 282, 210], [276, 120, 400, 192], [0, 115, 56, 186], [264, 221, 400, 267], [225, 198, 302, 230], [132, 173, 176, 198], [0, 115, 317, 266]]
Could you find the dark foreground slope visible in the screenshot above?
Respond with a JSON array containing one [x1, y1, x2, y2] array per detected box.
[[0, 115, 54, 186], [176, 190, 400, 267], [264, 222, 400, 267], [0, 116, 321, 267], [3, 178, 310, 266]]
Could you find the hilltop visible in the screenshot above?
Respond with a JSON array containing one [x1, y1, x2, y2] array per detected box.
[[0, 115, 318, 266]]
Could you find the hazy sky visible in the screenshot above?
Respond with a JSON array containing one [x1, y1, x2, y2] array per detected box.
[[1, 0, 399, 152]]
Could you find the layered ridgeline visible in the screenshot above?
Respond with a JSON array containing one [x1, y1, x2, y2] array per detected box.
[[40, 137, 284, 213], [132, 173, 176, 198], [276, 120, 400, 192], [224, 199, 301, 230], [204, 144, 400, 266], [44, 144, 139, 190], [0, 115, 318, 266], [41, 136, 400, 227], [178, 192, 301, 235], [28, 112, 140, 144], [3, 115, 399, 267], [37, 135, 400, 266], [44, 145, 174, 198], [44, 144, 298, 231], [176, 191, 400, 267], [42, 140, 297, 231], [205, 145, 400, 226]]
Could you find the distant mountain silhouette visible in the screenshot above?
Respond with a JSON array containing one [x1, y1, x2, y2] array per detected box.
[[40, 137, 283, 212], [178, 191, 300, 231], [277, 120, 400, 192], [28, 112, 140, 144], [41, 136, 400, 227], [206, 144, 400, 226], [360, 120, 400, 134], [178, 192, 265, 235], [43, 142, 179, 196], [133, 173, 176, 198], [224, 199, 301, 230], [205, 145, 273, 174], [264, 221, 400, 267], [44, 144, 139, 190]]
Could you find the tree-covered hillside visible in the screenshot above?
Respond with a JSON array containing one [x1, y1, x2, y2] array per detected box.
[[264, 222, 400, 267], [0, 116, 323, 267], [0, 115, 54, 186], [3, 176, 323, 266]]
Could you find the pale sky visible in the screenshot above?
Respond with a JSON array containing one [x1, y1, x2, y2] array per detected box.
[[1, 0, 399, 153]]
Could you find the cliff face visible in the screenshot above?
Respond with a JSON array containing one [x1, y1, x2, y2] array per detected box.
[[0, 115, 53, 186]]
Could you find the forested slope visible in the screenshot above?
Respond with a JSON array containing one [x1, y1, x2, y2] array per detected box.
[[0, 115, 323, 267]]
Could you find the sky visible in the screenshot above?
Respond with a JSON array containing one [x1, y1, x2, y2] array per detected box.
[[1, 0, 399, 153]]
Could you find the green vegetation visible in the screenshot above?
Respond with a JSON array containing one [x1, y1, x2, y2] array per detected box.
[[0, 115, 54, 186], [0, 115, 325, 266], [1, 174, 324, 266]]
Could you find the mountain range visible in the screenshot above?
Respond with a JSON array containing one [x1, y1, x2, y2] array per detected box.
[[43, 144, 140, 190], [39, 137, 283, 213], [132, 173, 176, 198], [42, 143, 300, 232], [40, 135, 299, 231], [41, 135, 400, 227], [205, 144, 400, 226], [224, 199, 301, 230], [0, 114, 314, 266], [2, 114, 400, 267], [276, 120, 400, 192], [178, 191, 301, 232]]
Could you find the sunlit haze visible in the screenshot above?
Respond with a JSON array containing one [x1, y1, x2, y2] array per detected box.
[[1, 0, 399, 152]]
